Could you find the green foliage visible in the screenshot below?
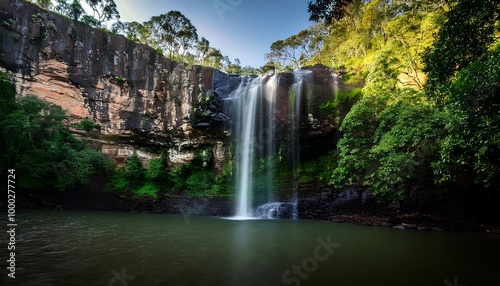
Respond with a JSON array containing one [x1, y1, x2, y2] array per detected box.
[[144, 11, 198, 61], [73, 117, 97, 132], [366, 93, 443, 201], [312, 0, 440, 91], [308, 0, 354, 24], [124, 153, 145, 189], [54, 0, 120, 27], [0, 89, 109, 190], [109, 11, 257, 71], [109, 146, 232, 198], [423, 0, 500, 99], [55, 0, 85, 23], [332, 95, 386, 186], [136, 183, 159, 199], [300, 151, 339, 184], [332, 90, 443, 201], [265, 25, 326, 70], [37, 0, 53, 10], [0, 72, 16, 122], [431, 45, 500, 188], [185, 169, 216, 196], [114, 76, 126, 86], [320, 88, 362, 117], [52, 148, 110, 190], [145, 155, 169, 183], [421, 0, 500, 190], [110, 153, 157, 196], [324, 0, 500, 201], [169, 147, 232, 197]]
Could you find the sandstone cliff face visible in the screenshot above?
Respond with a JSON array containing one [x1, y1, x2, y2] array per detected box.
[[0, 0, 342, 170], [0, 0, 233, 168]]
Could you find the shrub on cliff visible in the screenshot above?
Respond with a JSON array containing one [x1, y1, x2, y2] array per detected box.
[[0, 78, 110, 190]]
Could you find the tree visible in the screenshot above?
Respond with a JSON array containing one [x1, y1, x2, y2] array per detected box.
[[207, 48, 223, 69], [332, 90, 443, 202], [330, 0, 500, 199], [145, 11, 198, 60], [431, 46, 500, 189], [421, 0, 500, 189], [423, 0, 500, 100], [195, 37, 210, 65], [53, 0, 119, 27], [0, 90, 109, 190], [116, 21, 148, 43], [84, 0, 120, 27], [55, 0, 85, 22], [265, 26, 325, 70], [308, 0, 356, 23], [225, 58, 242, 75], [124, 153, 145, 189]]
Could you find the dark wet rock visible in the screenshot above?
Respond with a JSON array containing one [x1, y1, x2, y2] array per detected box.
[[402, 223, 417, 229], [211, 69, 243, 99], [191, 91, 230, 130], [381, 222, 393, 228], [254, 202, 297, 219]]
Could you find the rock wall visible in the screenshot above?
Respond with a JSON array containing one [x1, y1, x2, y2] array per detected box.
[[0, 0, 235, 168]]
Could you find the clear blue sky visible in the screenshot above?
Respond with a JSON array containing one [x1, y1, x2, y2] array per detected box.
[[114, 0, 315, 68]]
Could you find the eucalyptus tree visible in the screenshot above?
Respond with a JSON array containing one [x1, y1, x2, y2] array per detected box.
[[54, 0, 120, 27], [308, 0, 355, 23], [55, 0, 85, 22], [207, 48, 223, 70], [225, 58, 243, 75], [145, 11, 198, 61], [265, 25, 325, 70], [114, 21, 149, 43], [84, 0, 120, 26], [195, 37, 210, 65]]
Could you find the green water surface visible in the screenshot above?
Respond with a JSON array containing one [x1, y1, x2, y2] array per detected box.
[[3, 210, 499, 286]]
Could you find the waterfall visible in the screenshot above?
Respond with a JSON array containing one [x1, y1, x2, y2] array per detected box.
[[227, 70, 314, 219], [230, 77, 261, 218]]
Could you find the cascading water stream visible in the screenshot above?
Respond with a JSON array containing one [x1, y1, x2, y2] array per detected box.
[[227, 70, 315, 219], [230, 77, 261, 218], [288, 70, 312, 219], [263, 75, 277, 204]]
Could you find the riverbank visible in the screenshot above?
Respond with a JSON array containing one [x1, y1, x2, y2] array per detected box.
[[11, 184, 500, 234]]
